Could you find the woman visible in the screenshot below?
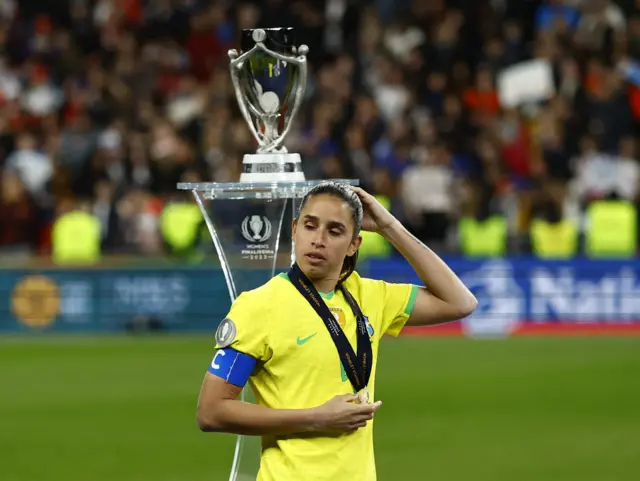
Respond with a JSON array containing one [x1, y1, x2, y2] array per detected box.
[[197, 182, 477, 481]]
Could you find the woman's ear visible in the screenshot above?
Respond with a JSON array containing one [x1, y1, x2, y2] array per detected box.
[[347, 235, 362, 256], [291, 218, 297, 237]]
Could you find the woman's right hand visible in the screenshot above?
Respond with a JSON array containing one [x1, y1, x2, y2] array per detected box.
[[310, 394, 383, 433]]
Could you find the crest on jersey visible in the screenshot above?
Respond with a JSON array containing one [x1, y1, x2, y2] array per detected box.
[[215, 318, 237, 347], [329, 307, 346, 329]]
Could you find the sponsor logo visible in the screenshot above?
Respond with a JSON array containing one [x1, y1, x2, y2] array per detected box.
[[460, 260, 524, 338], [11, 275, 60, 328], [296, 333, 317, 345]]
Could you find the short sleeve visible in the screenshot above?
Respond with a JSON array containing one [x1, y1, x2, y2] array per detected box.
[[375, 281, 419, 337], [214, 290, 271, 362]]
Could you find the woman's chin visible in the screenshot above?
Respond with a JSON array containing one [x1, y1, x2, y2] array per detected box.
[[300, 259, 326, 277]]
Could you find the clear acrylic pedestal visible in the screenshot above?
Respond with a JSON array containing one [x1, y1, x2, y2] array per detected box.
[[177, 180, 358, 481]]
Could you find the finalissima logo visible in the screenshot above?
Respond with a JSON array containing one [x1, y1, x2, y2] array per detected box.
[[241, 215, 272, 243]]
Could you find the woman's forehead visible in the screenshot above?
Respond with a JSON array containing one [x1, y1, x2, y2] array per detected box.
[[302, 194, 352, 221]]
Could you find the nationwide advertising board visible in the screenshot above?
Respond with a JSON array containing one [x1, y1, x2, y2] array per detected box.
[[369, 258, 640, 337]]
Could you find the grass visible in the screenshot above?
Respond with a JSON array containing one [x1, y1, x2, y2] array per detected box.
[[1, 335, 639, 481]]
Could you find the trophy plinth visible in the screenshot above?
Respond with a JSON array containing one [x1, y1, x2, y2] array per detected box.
[[228, 28, 308, 183]]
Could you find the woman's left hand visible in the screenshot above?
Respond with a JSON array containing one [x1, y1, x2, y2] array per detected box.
[[352, 187, 397, 234]]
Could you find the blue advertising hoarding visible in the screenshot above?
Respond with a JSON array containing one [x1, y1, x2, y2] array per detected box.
[[369, 258, 640, 336], [0, 268, 230, 334], [2, 258, 640, 335]]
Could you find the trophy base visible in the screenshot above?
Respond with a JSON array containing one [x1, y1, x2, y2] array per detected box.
[[240, 153, 305, 183]]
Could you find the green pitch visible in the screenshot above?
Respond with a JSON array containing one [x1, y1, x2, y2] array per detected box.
[[1, 336, 639, 481]]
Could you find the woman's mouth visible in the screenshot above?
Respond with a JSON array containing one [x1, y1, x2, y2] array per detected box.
[[305, 252, 326, 265]]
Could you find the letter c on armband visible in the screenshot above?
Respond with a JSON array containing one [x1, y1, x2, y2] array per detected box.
[[211, 349, 225, 370], [207, 348, 257, 387]]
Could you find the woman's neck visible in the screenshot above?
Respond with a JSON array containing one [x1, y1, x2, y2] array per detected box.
[[303, 268, 339, 294], [312, 278, 338, 295], [294, 263, 340, 294]]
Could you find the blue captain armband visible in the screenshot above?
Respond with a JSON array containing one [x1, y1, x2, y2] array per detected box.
[[207, 348, 257, 387]]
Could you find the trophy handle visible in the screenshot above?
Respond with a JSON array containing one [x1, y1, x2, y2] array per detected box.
[[229, 45, 264, 150]]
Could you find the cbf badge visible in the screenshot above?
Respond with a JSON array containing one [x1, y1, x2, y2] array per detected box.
[[216, 318, 237, 347]]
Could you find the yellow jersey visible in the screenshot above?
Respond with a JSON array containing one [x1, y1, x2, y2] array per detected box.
[[215, 271, 418, 481]]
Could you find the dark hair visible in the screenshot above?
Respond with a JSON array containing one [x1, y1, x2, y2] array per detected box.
[[295, 182, 363, 285]]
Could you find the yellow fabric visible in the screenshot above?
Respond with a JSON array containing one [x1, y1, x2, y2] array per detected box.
[[51, 211, 101, 265], [216, 272, 418, 481], [459, 216, 507, 257], [359, 196, 392, 260], [160, 203, 201, 250], [530, 219, 578, 259], [586, 201, 637, 258]]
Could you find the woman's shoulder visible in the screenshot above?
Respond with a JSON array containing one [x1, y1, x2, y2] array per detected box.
[[235, 273, 291, 305], [343, 270, 384, 295], [345, 271, 411, 299]]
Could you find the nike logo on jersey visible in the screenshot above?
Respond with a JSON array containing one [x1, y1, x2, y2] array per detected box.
[[297, 333, 317, 345]]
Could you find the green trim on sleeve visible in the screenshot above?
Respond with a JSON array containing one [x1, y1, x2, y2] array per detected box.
[[404, 285, 419, 316]]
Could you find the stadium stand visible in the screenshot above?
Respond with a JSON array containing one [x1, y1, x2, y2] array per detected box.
[[1, 0, 640, 260]]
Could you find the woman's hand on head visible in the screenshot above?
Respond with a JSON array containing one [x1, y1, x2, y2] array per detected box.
[[352, 187, 397, 234]]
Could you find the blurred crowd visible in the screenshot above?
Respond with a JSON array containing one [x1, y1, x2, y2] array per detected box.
[[1, 0, 640, 259]]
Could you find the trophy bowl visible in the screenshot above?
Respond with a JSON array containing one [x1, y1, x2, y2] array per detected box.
[[229, 27, 309, 182], [240, 28, 296, 125]]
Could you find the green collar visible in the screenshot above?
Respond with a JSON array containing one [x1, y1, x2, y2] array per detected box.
[[279, 272, 335, 299]]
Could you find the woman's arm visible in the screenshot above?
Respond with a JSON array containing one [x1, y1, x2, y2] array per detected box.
[[197, 373, 381, 435], [353, 187, 477, 326], [381, 220, 478, 325]]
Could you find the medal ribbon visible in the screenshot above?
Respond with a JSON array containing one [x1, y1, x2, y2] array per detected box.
[[288, 262, 372, 393]]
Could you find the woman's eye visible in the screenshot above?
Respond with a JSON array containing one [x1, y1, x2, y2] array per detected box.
[[330, 230, 341, 236], [304, 224, 315, 230]]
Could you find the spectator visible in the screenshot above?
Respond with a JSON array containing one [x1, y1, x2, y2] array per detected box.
[[0, 169, 39, 253], [4, 132, 53, 200], [401, 142, 454, 251]]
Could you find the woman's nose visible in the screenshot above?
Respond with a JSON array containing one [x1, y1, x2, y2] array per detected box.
[[311, 231, 326, 247]]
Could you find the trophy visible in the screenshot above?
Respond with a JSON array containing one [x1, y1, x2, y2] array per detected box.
[[229, 27, 308, 183], [177, 27, 357, 481]]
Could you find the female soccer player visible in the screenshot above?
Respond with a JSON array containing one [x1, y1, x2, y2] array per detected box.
[[197, 182, 477, 481]]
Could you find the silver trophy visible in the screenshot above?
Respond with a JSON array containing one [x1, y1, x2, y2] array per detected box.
[[177, 26, 357, 481], [229, 27, 308, 182]]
